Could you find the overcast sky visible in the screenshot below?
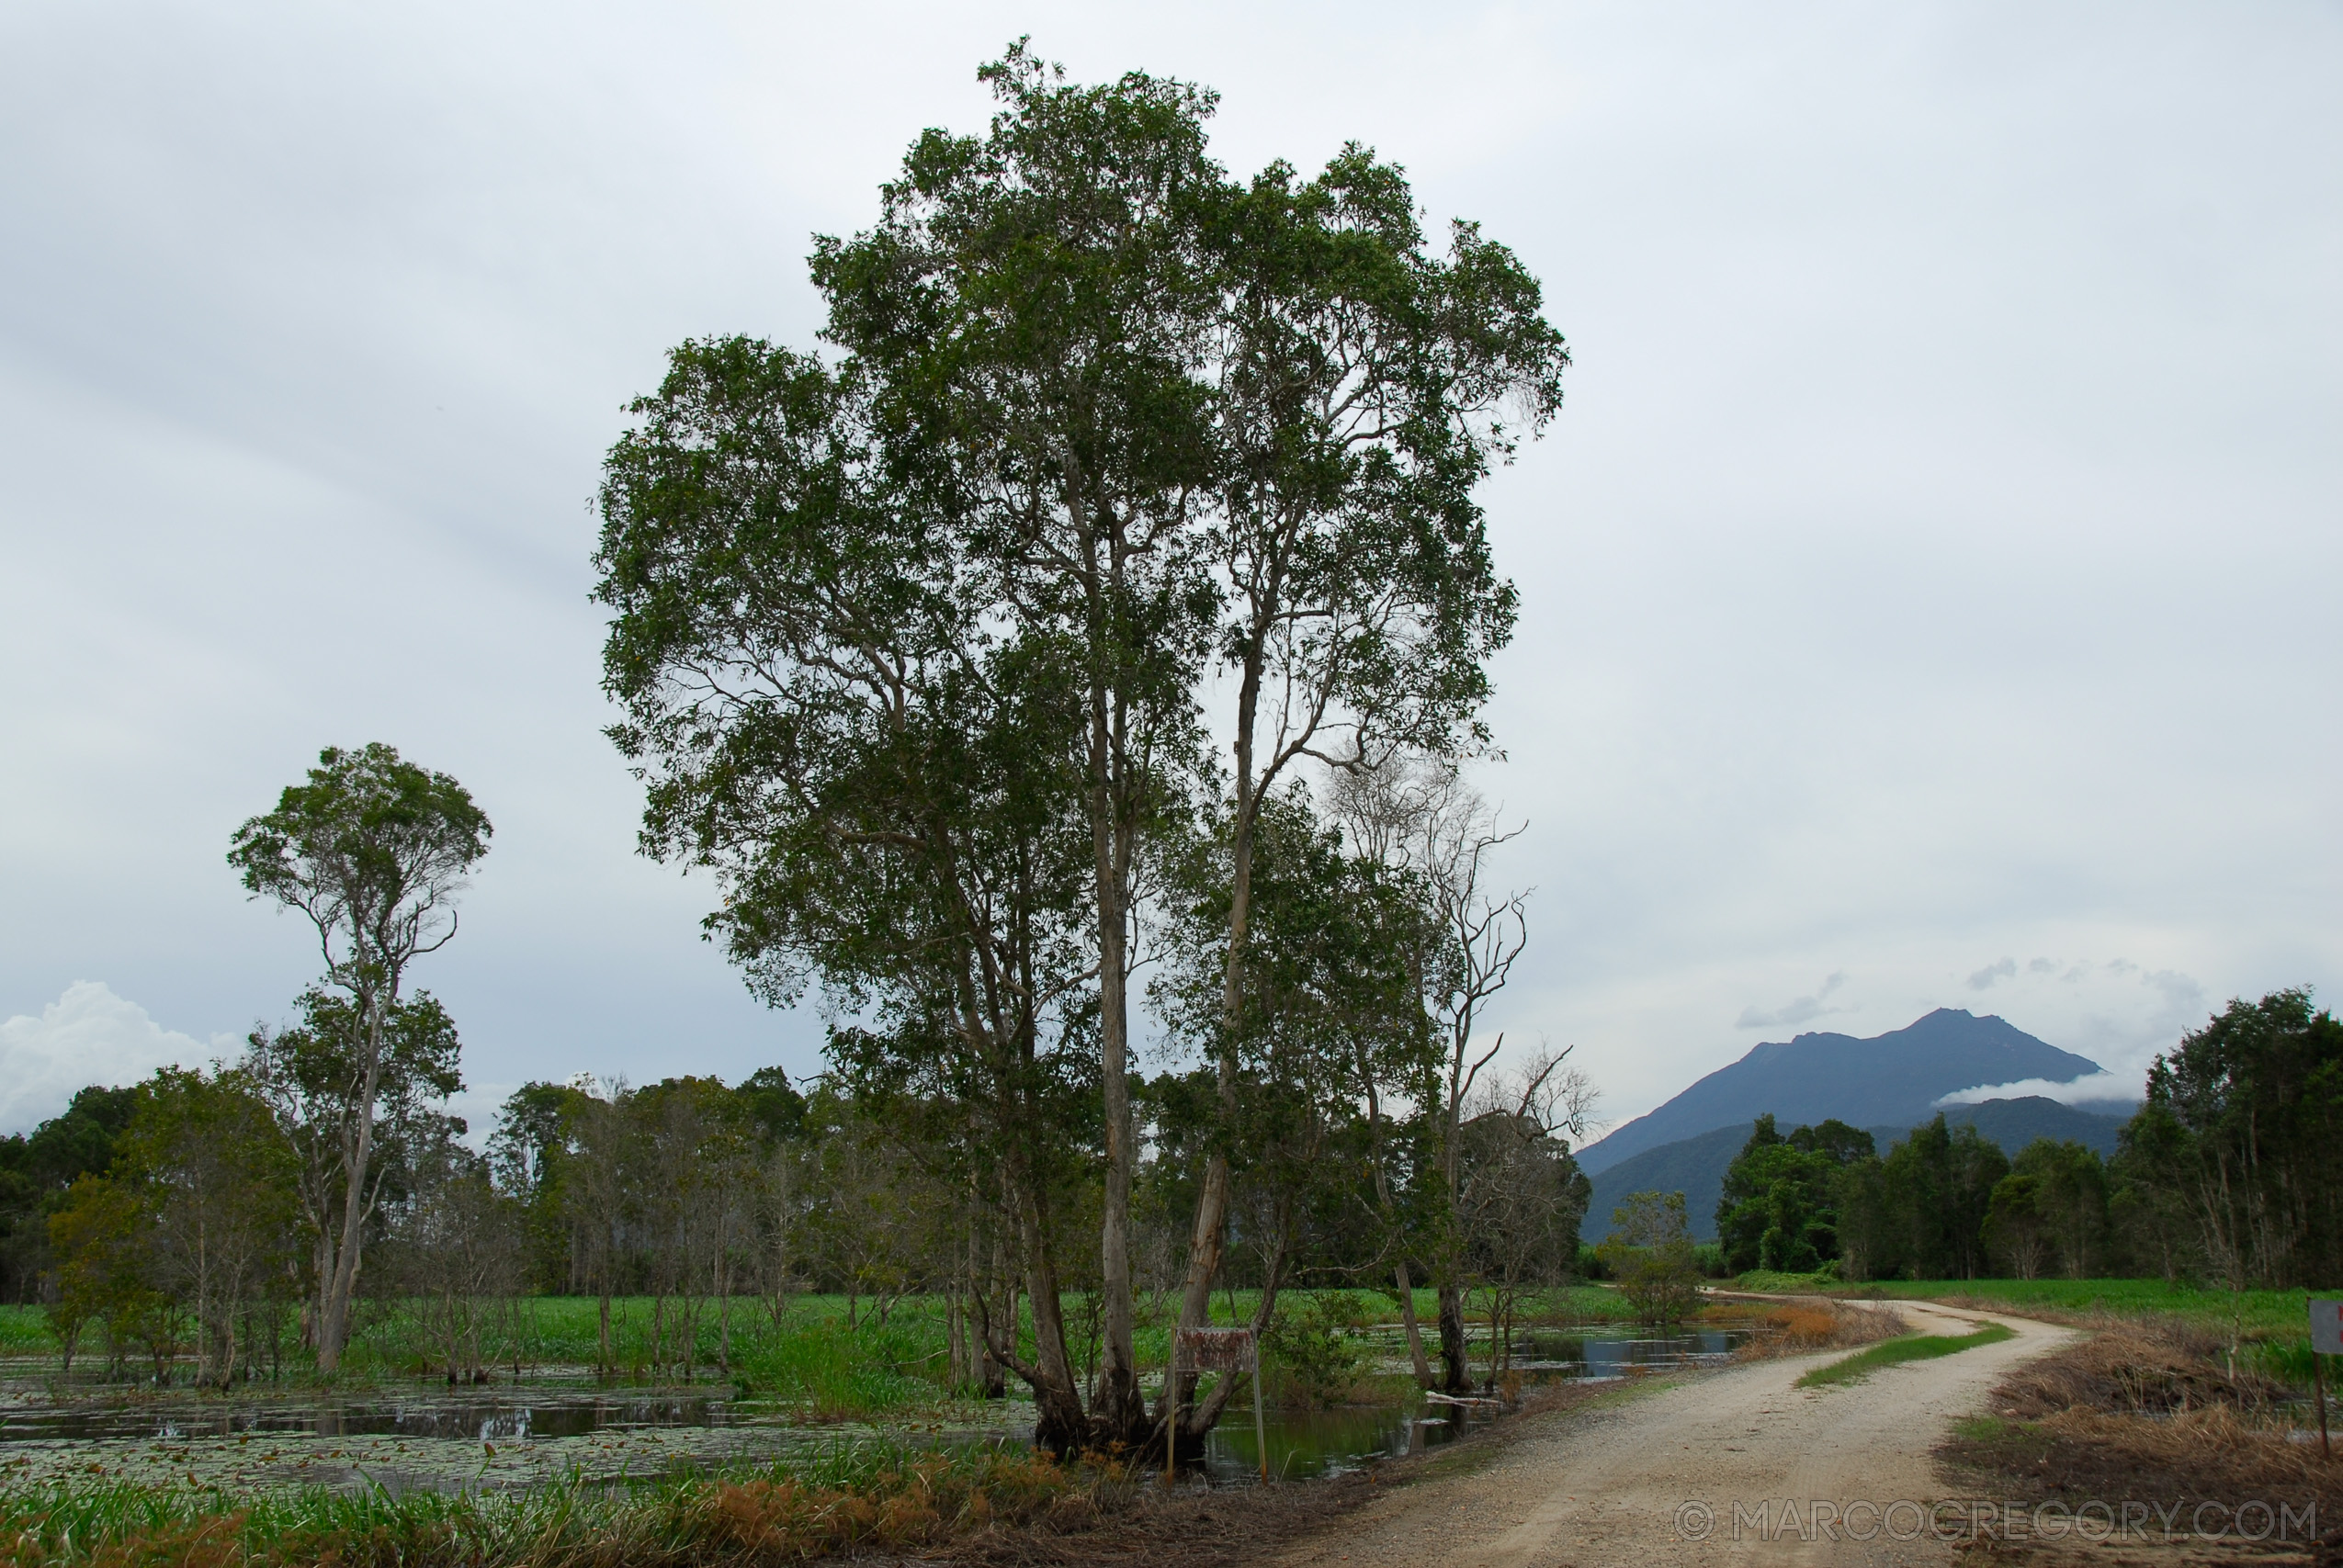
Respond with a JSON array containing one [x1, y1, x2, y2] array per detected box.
[[3, 0, 2337, 1138]]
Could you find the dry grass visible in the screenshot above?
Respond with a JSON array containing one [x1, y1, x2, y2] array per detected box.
[[1722, 1299, 1909, 1360], [1939, 1319, 2341, 1566], [1994, 1322, 2294, 1419]]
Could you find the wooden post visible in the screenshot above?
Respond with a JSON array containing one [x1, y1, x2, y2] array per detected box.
[[1163, 1333, 1180, 1483], [1253, 1337, 1268, 1483], [2316, 1352, 2330, 1461]]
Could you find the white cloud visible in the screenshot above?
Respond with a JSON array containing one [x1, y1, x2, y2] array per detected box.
[[0, 982, 234, 1134], [1937, 1071, 2138, 1109], [1736, 972, 1848, 1031], [1930, 961, 2211, 1110]]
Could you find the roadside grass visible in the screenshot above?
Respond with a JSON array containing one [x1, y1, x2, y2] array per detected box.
[[0, 1439, 1091, 1568], [1795, 1322, 2014, 1388]]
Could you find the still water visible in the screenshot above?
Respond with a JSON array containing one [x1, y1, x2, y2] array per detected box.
[[0, 1327, 1745, 1490], [1205, 1327, 1744, 1483]]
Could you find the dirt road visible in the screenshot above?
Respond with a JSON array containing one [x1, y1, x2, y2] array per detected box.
[[1275, 1303, 2076, 1568]]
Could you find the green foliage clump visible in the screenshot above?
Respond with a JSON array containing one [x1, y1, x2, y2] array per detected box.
[[2115, 988, 2343, 1289], [1597, 1190, 1702, 1323], [1982, 1138, 2109, 1279], [733, 1315, 941, 1418], [1715, 1115, 1873, 1274], [1262, 1292, 1373, 1406]]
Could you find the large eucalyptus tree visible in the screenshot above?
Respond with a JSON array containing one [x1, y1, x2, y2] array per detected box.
[[596, 43, 1563, 1453]]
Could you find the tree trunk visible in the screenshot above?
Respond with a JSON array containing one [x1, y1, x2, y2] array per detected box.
[[1436, 1282, 1470, 1393], [1002, 1193, 1091, 1454], [315, 987, 387, 1374], [1087, 682, 1149, 1448]]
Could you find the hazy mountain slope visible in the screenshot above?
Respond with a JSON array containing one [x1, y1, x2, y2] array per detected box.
[[1575, 1010, 2101, 1177], [1581, 1096, 2134, 1242], [1582, 1123, 1749, 1242]]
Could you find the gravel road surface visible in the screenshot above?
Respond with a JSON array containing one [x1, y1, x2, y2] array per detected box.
[[1274, 1302, 2075, 1568]]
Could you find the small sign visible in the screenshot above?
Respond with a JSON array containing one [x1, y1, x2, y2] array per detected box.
[[1177, 1326, 1257, 1371], [2313, 1300, 2343, 1356]]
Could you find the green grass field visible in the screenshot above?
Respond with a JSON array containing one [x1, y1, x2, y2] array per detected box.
[[0, 1283, 1635, 1404], [1728, 1275, 2315, 1335]]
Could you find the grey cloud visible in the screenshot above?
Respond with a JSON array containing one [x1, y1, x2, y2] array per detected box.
[[1967, 957, 2018, 990], [3, 1, 2337, 1120], [1736, 972, 1847, 1030], [2028, 957, 2056, 975]]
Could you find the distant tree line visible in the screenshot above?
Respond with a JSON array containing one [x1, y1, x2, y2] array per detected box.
[[1710, 987, 2343, 1287], [1, 1025, 1590, 1398]]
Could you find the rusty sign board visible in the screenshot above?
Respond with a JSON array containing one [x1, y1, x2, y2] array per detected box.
[[1176, 1326, 1257, 1371]]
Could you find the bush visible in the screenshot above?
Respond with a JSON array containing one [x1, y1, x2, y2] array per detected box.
[[1261, 1292, 1371, 1406], [1597, 1191, 1703, 1324]]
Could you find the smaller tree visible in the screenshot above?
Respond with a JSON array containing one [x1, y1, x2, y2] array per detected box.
[[1598, 1190, 1701, 1324], [1455, 1054, 1592, 1377], [47, 1067, 299, 1385], [2008, 1138, 2107, 1280], [228, 743, 489, 1371], [47, 1174, 170, 1378]]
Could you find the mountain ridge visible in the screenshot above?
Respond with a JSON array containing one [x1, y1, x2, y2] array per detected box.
[[1575, 1008, 2104, 1177], [1581, 1096, 2137, 1242]]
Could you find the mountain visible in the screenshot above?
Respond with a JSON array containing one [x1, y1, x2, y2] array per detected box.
[[1582, 1096, 2136, 1242], [1574, 1010, 2103, 1177], [1583, 1123, 1749, 1242]]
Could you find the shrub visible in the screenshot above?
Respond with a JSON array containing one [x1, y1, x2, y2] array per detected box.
[[1262, 1292, 1372, 1406]]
